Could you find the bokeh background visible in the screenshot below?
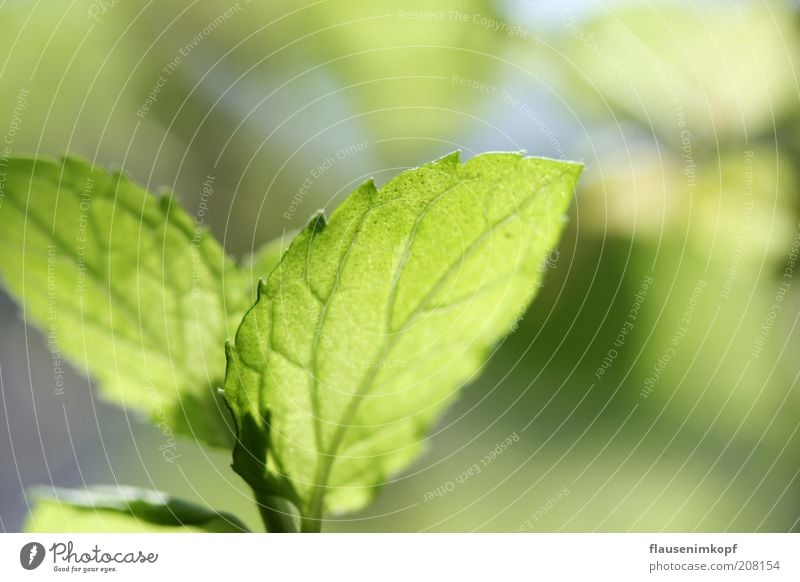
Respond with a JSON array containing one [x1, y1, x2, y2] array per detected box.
[[1, 0, 799, 532]]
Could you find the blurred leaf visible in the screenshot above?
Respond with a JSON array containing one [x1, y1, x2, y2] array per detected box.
[[260, 0, 505, 139], [559, 3, 800, 141], [0, 4, 156, 164], [581, 145, 796, 264], [25, 486, 248, 533], [116, 0, 509, 158], [223, 151, 581, 530], [579, 144, 799, 517], [687, 149, 797, 265], [632, 236, 800, 452], [0, 156, 287, 448]]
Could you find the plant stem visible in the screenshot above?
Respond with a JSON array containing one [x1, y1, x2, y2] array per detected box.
[[300, 514, 322, 533], [256, 493, 300, 533]]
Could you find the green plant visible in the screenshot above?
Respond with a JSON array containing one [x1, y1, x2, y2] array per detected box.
[[0, 151, 581, 532]]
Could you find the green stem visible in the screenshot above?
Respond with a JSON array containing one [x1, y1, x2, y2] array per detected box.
[[300, 514, 322, 533], [256, 493, 300, 533]]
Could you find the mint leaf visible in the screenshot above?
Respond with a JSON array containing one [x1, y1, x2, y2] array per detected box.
[[0, 156, 283, 448], [25, 486, 248, 532], [223, 151, 582, 531]]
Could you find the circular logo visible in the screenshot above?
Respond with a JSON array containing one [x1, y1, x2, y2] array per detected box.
[[19, 542, 46, 570]]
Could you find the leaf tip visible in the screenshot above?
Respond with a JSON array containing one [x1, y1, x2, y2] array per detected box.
[[559, 160, 585, 190], [361, 177, 378, 194], [108, 165, 131, 186], [306, 210, 328, 235], [159, 192, 175, 212], [224, 339, 236, 361], [431, 150, 461, 170], [58, 153, 93, 174]]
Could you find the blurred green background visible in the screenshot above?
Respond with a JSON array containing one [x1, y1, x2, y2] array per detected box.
[[1, 0, 799, 532]]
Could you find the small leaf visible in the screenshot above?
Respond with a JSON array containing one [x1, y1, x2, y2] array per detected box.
[[223, 151, 582, 531], [0, 156, 285, 448], [24, 486, 249, 532]]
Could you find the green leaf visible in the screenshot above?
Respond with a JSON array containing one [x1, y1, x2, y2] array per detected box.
[[25, 486, 248, 533], [0, 156, 284, 448], [223, 151, 582, 531]]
